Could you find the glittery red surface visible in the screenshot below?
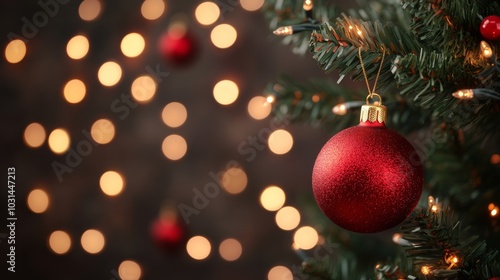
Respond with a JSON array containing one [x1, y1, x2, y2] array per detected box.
[[312, 124, 424, 233]]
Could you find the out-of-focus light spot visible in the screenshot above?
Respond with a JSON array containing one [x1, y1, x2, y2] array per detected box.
[[211, 24, 237, 49], [275, 206, 300, 230], [421, 266, 430, 275], [5, 39, 26, 63], [293, 226, 318, 250], [248, 96, 272, 120], [121, 33, 145, 58], [162, 102, 187, 128], [66, 35, 89, 59], [491, 154, 500, 164], [162, 134, 187, 160], [81, 229, 105, 254], [240, 0, 265, 11], [213, 79, 239, 105], [221, 167, 248, 194], [24, 123, 46, 148], [219, 238, 242, 261], [195, 2, 220, 25], [266, 95, 275, 103], [48, 128, 70, 154], [27, 189, 50, 213], [91, 119, 115, 144], [131, 75, 157, 103], [491, 208, 498, 217], [141, 0, 166, 20], [63, 79, 86, 104], [49, 231, 71, 255], [99, 171, 125, 196], [79, 0, 102, 21], [186, 236, 211, 260], [489, 203, 496, 211], [431, 205, 438, 212], [268, 129, 293, 155], [260, 186, 286, 211], [98, 61, 122, 87], [268, 266, 293, 280], [118, 260, 142, 280]]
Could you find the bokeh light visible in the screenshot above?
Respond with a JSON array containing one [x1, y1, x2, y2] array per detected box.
[[211, 24, 237, 49], [275, 206, 300, 231], [48, 231, 71, 255], [162, 134, 188, 160], [99, 171, 125, 196], [219, 238, 243, 261], [162, 102, 187, 128], [131, 75, 157, 103], [66, 35, 89, 60], [5, 39, 26, 63], [268, 129, 294, 155], [240, 0, 265, 11], [24, 122, 46, 148], [98, 61, 122, 87], [248, 96, 272, 120], [260, 186, 286, 211], [63, 79, 86, 104], [91, 118, 115, 144], [118, 260, 142, 280], [213, 80, 239, 105], [221, 167, 248, 194], [81, 229, 105, 254], [293, 226, 319, 250], [121, 33, 145, 58], [141, 0, 166, 20], [186, 236, 211, 260], [79, 0, 102, 21], [48, 128, 70, 154], [27, 189, 50, 213], [268, 266, 293, 280], [195, 2, 220, 25]]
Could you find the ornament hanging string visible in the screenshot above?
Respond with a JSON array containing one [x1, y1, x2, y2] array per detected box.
[[358, 47, 386, 105]]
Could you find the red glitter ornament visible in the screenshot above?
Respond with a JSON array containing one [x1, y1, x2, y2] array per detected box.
[[480, 15, 500, 41], [151, 214, 186, 252], [312, 102, 424, 233], [158, 23, 197, 66]]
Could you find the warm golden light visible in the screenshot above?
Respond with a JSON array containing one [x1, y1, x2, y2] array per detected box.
[[240, 0, 265, 11], [268, 129, 294, 155], [5, 39, 26, 63], [98, 61, 122, 87], [221, 167, 248, 194], [91, 118, 115, 144], [428, 195, 435, 205], [186, 236, 211, 260], [141, 0, 166, 20], [491, 154, 500, 164], [260, 185, 286, 211], [302, 0, 313, 11], [81, 229, 105, 254], [488, 203, 496, 211], [248, 96, 272, 120], [275, 206, 300, 231], [49, 230, 71, 255], [162, 134, 188, 160], [24, 122, 46, 148], [131, 75, 157, 103], [421, 266, 430, 275], [121, 33, 146, 58], [27, 189, 50, 213], [195, 2, 220, 25], [452, 89, 474, 99], [293, 226, 319, 250], [431, 205, 438, 212], [66, 35, 89, 59], [99, 171, 125, 196], [48, 128, 70, 154], [392, 233, 402, 243], [63, 79, 86, 104], [480, 41, 493, 58], [268, 266, 293, 280], [213, 79, 239, 105], [162, 102, 188, 128], [211, 24, 237, 49], [79, 0, 102, 21], [273, 26, 293, 36], [266, 95, 276, 103], [118, 260, 142, 280], [491, 207, 499, 217], [332, 103, 347, 115], [219, 238, 242, 261]]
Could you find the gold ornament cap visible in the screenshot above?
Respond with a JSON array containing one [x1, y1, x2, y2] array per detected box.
[[359, 94, 386, 125]]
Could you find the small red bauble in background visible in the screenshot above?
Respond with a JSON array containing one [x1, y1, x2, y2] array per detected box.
[[480, 15, 500, 41], [150, 211, 186, 252], [312, 102, 424, 233], [158, 21, 198, 67]]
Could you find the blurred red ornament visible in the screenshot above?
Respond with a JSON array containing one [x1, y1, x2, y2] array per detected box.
[[158, 22, 197, 66], [312, 103, 424, 233], [480, 15, 500, 40], [151, 215, 186, 252]]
